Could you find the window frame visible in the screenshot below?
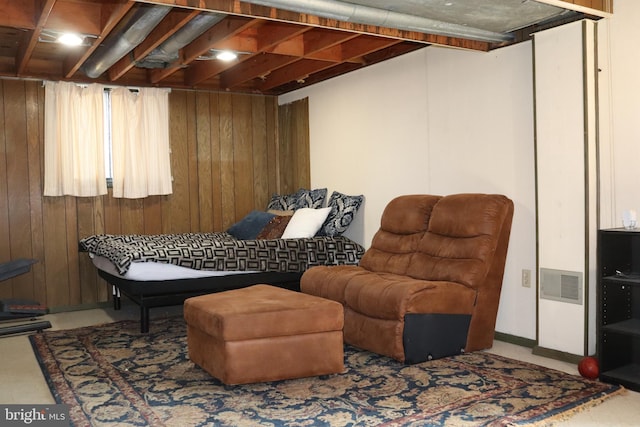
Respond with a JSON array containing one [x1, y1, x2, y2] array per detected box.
[[103, 88, 113, 188]]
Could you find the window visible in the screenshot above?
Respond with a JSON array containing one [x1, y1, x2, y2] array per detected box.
[[103, 89, 113, 184], [44, 81, 172, 198]]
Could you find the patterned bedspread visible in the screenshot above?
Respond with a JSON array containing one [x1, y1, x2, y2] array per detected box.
[[79, 232, 365, 275]]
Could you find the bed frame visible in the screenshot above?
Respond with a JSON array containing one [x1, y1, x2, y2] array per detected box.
[[97, 269, 303, 333]]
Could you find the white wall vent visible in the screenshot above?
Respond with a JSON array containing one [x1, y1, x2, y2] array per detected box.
[[540, 268, 583, 305]]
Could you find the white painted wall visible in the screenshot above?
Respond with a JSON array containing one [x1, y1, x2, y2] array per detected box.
[[598, 0, 640, 229], [279, 43, 538, 341], [281, 49, 431, 245], [421, 45, 537, 340], [278, 0, 640, 346]]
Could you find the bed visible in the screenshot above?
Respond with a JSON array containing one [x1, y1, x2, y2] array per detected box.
[[79, 232, 365, 332]]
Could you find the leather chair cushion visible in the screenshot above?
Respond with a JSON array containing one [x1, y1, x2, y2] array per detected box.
[[407, 234, 493, 289], [300, 264, 369, 304], [428, 193, 509, 238], [405, 194, 513, 289], [343, 273, 477, 321], [360, 195, 441, 275], [379, 194, 440, 234], [359, 232, 423, 275]]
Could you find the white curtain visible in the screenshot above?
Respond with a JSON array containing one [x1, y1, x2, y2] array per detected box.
[[44, 81, 107, 197], [110, 87, 173, 198]]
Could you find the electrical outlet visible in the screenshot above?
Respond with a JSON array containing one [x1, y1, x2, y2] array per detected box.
[[522, 269, 531, 288]]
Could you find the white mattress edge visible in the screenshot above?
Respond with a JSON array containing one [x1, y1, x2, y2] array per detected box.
[[90, 254, 259, 281]]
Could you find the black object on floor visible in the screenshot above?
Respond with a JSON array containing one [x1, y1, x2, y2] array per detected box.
[[0, 259, 52, 336]]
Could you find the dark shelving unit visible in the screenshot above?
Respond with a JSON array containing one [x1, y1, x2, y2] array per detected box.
[[598, 228, 640, 392]]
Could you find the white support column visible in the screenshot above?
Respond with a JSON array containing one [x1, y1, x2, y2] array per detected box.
[[534, 19, 599, 356]]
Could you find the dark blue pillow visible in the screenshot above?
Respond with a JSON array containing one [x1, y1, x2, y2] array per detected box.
[[227, 210, 276, 240]]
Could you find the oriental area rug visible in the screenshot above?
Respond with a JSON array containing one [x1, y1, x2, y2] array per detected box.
[[30, 317, 623, 427]]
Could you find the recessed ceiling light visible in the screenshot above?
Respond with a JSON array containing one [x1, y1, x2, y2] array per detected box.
[[215, 50, 237, 61], [57, 33, 83, 46]]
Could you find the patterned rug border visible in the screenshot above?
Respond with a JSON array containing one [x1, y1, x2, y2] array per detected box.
[[29, 318, 625, 427], [519, 389, 626, 427]]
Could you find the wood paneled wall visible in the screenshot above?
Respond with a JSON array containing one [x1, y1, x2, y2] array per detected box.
[[0, 80, 310, 310], [278, 98, 311, 194]]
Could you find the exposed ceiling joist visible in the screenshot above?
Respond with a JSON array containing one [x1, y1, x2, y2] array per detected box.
[[15, 0, 57, 75], [109, 8, 201, 81], [63, 0, 137, 79], [0, 0, 608, 95]]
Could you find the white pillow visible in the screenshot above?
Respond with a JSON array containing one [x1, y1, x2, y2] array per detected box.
[[281, 207, 332, 238]]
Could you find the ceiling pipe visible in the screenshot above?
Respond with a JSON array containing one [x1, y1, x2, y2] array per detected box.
[[137, 12, 226, 69], [243, 0, 513, 43], [83, 4, 172, 78]]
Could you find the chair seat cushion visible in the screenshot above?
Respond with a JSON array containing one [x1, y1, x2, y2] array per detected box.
[[343, 273, 477, 321], [300, 265, 370, 304]]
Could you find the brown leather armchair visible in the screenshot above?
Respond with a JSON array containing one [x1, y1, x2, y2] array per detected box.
[[301, 193, 514, 363]]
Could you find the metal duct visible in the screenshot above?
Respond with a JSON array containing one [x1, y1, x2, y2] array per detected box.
[[137, 12, 226, 69], [83, 4, 172, 78], [244, 0, 513, 43]]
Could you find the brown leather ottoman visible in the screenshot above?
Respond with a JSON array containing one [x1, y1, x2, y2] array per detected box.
[[183, 284, 344, 385]]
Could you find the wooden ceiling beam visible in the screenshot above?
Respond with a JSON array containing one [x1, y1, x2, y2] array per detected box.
[[182, 16, 256, 63], [255, 21, 310, 51], [268, 36, 304, 57], [220, 53, 297, 90], [259, 58, 334, 91], [305, 45, 353, 63], [186, 18, 306, 87], [45, 0, 103, 35], [267, 29, 358, 61], [271, 60, 362, 94], [136, 0, 489, 51], [183, 57, 233, 86], [211, 22, 308, 56], [297, 42, 425, 91], [62, 0, 137, 79], [230, 29, 355, 89], [296, 61, 361, 85], [0, 0, 37, 28], [214, 36, 258, 53], [297, 30, 361, 63], [151, 15, 257, 84], [16, 0, 57, 75], [362, 42, 427, 65], [109, 8, 200, 81], [338, 35, 401, 62], [302, 29, 360, 56], [261, 39, 424, 93], [3, 0, 576, 94]]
